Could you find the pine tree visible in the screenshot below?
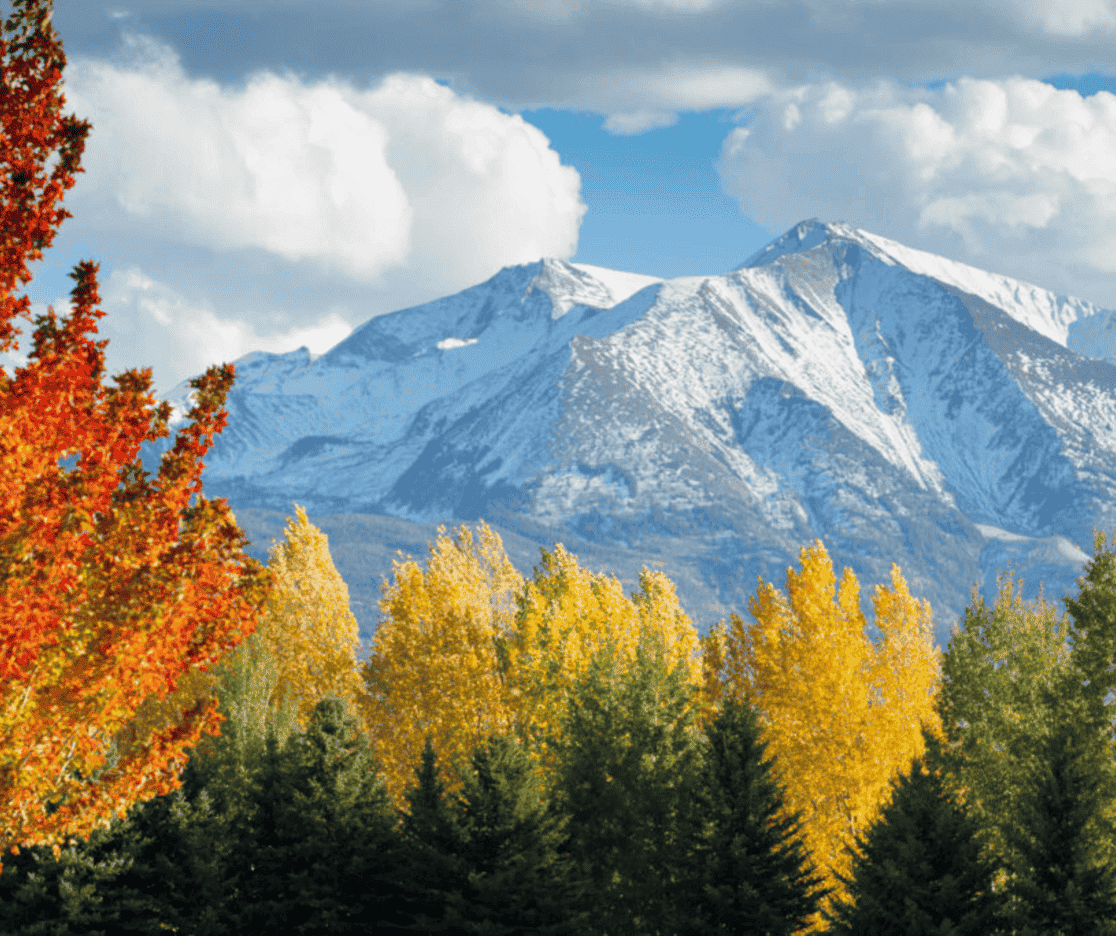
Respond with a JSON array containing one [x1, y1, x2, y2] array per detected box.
[[1063, 531, 1116, 723], [693, 697, 828, 935], [1004, 695, 1116, 935], [236, 699, 404, 935], [827, 755, 1004, 935], [553, 631, 707, 936], [455, 736, 589, 934], [396, 735, 588, 934], [396, 737, 470, 933]]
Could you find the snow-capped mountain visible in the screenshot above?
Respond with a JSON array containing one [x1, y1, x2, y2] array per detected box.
[[162, 220, 1116, 644]]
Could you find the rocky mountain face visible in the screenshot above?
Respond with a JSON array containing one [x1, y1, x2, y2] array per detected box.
[[159, 220, 1116, 646]]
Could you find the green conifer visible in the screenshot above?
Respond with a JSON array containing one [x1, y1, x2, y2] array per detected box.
[[237, 698, 404, 934], [1004, 698, 1116, 935], [552, 634, 707, 936], [398, 735, 587, 934], [826, 757, 1004, 935], [693, 697, 827, 935]]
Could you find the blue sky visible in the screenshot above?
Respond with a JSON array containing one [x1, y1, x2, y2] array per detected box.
[[523, 108, 773, 276], [20, 1, 1116, 391]]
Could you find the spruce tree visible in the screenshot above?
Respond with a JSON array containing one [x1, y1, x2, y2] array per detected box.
[[1004, 697, 1116, 935], [553, 633, 707, 935], [236, 698, 405, 935], [693, 697, 827, 935], [397, 735, 588, 934], [826, 756, 1004, 935], [396, 738, 469, 933]]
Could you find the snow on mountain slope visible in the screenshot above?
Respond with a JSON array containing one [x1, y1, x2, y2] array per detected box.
[[164, 222, 1116, 643], [745, 219, 1116, 362]]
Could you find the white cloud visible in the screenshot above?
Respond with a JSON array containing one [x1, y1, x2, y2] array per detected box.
[[603, 110, 680, 134], [49, 34, 586, 389], [592, 65, 772, 135], [353, 72, 585, 287], [97, 268, 354, 392], [64, 35, 584, 287], [718, 76, 1116, 304], [1024, 0, 1116, 35]]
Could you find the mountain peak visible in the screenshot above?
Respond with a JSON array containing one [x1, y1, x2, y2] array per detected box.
[[737, 218, 858, 268]]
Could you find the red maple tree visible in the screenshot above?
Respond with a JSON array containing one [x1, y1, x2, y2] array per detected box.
[[0, 0, 265, 859]]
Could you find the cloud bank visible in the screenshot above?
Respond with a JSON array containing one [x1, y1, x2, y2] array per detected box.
[[56, 0, 1116, 134], [56, 35, 584, 388], [719, 76, 1116, 304]]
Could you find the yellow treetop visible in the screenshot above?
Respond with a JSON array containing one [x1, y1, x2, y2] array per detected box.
[[503, 545, 703, 784], [256, 504, 364, 729], [359, 521, 523, 803], [706, 540, 941, 927]]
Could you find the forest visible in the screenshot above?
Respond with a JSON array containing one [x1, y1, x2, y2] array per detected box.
[[4, 0, 1116, 932], [5, 511, 1116, 934]]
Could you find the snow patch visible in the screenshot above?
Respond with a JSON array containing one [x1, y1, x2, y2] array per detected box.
[[977, 524, 1090, 564], [436, 337, 478, 351], [568, 262, 662, 304], [975, 523, 1031, 542]]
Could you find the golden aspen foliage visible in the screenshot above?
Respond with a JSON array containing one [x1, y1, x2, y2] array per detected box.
[[255, 505, 364, 729], [707, 541, 941, 926], [358, 521, 523, 804], [502, 545, 703, 786]]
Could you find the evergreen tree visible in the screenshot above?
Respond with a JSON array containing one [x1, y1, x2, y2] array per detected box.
[[1064, 531, 1116, 726], [553, 632, 706, 936], [236, 698, 405, 934], [397, 735, 588, 934], [693, 697, 827, 935], [826, 755, 1004, 935], [1004, 695, 1116, 935], [396, 737, 470, 933]]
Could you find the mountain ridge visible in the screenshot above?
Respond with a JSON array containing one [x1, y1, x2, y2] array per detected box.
[[158, 220, 1116, 645]]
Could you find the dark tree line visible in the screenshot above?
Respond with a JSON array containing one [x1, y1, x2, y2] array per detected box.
[[0, 639, 826, 935]]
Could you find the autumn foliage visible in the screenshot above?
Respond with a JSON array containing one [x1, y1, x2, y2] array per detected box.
[[0, 0, 264, 859], [253, 505, 365, 728], [360, 525, 705, 802], [703, 541, 941, 924], [502, 544, 702, 783], [359, 522, 524, 802]]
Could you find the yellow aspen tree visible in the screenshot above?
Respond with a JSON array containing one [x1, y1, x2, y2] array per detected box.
[[502, 546, 703, 786], [256, 504, 364, 729], [709, 541, 940, 927], [358, 521, 523, 803]]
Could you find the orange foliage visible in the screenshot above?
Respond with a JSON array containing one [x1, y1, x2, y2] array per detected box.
[[0, 0, 265, 861]]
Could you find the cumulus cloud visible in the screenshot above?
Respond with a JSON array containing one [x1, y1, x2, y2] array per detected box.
[[48, 34, 586, 388], [96, 268, 354, 392], [64, 35, 584, 286], [718, 76, 1116, 304]]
